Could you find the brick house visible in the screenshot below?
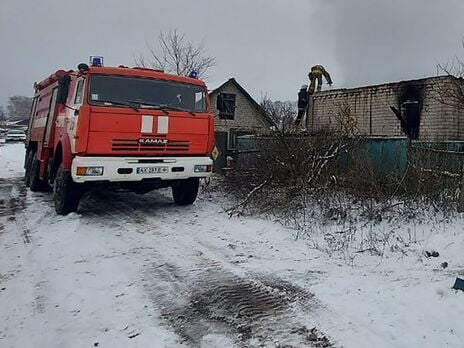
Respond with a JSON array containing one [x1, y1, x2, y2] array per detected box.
[[308, 75, 464, 141], [209, 78, 275, 150]]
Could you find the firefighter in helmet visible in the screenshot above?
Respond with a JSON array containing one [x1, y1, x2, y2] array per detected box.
[[295, 84, 309, 126], [308, 65, 332, 94]]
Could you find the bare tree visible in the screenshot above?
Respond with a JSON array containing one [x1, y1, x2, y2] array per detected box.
[[0, 106, 6, 126], [260, 97, 296, 134], [6, 96, 32, 121], [436, 39, 464, 108], [135, 29, 216, 78]]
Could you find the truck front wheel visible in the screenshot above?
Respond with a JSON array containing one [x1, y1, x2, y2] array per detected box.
[[53, 165, 81, 215], [172, 178, 199, 205]]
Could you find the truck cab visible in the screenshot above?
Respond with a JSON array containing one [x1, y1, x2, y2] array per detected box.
[[25, 62, 214, 215]]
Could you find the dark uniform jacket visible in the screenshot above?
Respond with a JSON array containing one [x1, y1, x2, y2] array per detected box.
[[298, 89, 309, 108]]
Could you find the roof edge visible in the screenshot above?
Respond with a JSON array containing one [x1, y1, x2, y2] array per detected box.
[[209, 78, 276, 128], [316, 75, 461, 96]]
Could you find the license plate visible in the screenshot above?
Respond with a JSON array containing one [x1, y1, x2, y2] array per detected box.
[[136, 166, 169, 174]]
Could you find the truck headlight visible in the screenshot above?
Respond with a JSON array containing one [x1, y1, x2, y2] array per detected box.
[[194, 165, 212, 173], [76, 166, 104, 176]]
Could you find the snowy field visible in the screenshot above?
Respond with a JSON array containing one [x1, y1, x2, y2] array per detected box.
[[1, 143, 464, 348]]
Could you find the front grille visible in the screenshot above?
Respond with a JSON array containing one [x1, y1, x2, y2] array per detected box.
[[112, 139, 139, 151], [111, 139, 190, 152]]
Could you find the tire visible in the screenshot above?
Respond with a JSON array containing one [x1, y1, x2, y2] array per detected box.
[[29, 154, 47, 192], [24, 151, 34, 187], [172, 178, 199, 206], [53, 165, 81, 215]]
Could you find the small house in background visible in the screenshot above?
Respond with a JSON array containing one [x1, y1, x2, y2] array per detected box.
[[209, 78, 275, 151]]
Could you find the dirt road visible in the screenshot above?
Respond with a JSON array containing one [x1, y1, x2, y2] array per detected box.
[[0, 162, 332, 347]]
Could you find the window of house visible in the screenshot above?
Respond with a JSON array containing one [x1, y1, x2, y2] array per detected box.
[[219, 93, 236, 120]]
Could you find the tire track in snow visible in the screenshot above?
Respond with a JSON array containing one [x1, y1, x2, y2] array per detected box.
[[32, 281, 47, 315], [0, 177, 31, 244], [145, 260, 332, 347], [0, 177, 50, 325], [78, 190, 174, 233], [74, 190, 333, 346]]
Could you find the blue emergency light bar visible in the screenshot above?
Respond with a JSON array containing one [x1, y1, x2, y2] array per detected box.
[[188, 70, 198, 79], [90, 56, 104, 67]]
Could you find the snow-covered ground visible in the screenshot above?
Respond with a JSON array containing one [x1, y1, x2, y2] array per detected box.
[[1, 142, 25, 178], [1, 143, 464, 347]]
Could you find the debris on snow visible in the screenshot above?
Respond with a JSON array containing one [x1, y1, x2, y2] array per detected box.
[[424, 250, 440, 258]]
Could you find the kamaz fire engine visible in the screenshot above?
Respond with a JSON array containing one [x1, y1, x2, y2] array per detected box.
[[24, 58, 215, 215]]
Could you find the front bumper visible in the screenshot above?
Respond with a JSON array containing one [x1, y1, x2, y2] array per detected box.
[[71, 156, 213, 183]]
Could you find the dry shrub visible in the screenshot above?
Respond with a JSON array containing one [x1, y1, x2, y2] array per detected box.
[[224, 103, 355, 217], [219, 99, 462, 259], [224, 101, 459, 223]]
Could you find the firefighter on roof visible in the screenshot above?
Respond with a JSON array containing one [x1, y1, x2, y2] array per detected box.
[[308, 65, 332, 94]]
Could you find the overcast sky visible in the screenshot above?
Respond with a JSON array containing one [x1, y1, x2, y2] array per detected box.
[[1, 0, 464, 107]]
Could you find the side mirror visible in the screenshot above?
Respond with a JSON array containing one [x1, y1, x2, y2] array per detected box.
[[216, 93, 226, 113], [57, 75, 71, 105]]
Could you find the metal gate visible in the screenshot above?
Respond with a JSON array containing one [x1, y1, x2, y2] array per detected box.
[[214, 131, 228, 173]]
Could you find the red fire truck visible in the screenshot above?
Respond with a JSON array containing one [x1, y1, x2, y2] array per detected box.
[[25, 59, 215, 215]]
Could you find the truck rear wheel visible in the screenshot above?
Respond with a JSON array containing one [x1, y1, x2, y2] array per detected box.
[[172, 178, 199, 205], [53, 165, 81, 215], [24, 151, 34, 187], [29, 153, 48, 192]]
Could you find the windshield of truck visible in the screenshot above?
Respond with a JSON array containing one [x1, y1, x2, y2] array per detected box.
[[88, 74, 207, 113]]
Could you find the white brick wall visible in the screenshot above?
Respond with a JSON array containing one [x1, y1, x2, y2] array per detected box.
[[309, 76, 463, 141]]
